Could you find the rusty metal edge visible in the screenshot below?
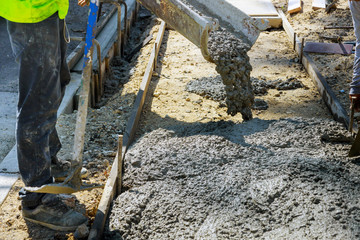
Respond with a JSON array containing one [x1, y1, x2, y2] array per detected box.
[[278, 9, 351, 131], [87, 20, 167, 240]]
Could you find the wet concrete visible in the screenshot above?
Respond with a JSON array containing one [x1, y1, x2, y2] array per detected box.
[[252, 77, 304, 95], [185, 75, 226, 102], [208, 29, 254, 120], [185, 76, 268, 111], [177, 0, 254, 120], [106, 117, 360, 239]]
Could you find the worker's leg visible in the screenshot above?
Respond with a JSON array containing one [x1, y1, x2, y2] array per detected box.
[[7, 13, 63, 207], [349, 1, 360, 95], [7, 15, 88, 230], [49, 19, 71, 160]]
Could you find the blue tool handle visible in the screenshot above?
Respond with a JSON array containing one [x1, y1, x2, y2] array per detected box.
[[83, 0, 99, 69]]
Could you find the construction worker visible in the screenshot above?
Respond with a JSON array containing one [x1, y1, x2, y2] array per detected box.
[[349, 0, 360, 111], [0, 0, 89, 231]]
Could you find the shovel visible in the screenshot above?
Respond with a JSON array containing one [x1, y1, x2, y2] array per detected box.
[[349, 97, 360, 157], [25, 0, 103, 194]]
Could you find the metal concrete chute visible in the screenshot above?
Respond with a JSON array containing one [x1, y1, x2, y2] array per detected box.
[[137, 0, 269, 61], [137, 0, 219, 62]]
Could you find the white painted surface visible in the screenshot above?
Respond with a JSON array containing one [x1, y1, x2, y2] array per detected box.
[[288, 0, 302, 13], [227, 0, 279, 16], [313, 0, 326, 9], [221, 0, 282, 28]]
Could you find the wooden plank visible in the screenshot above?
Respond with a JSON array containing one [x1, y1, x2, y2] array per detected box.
[[117, 135, 123, 194], [123, 21, 166, 149], [312, 0, 326, 10], [87, 20, 167, 240], [304, 42, 353, 55], [253, 16, 282, 28], [278, 9, 350, 129], [288, 0, 302, 14]]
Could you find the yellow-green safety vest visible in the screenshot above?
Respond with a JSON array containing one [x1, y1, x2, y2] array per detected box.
[[0, 0, 69, 23]]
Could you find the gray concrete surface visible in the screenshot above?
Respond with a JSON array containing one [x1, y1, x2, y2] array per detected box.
[[0, 17, 18, 164], [0, 17, 19, 206], [0, 17, 18, 92], [107, 118, 359, 240]]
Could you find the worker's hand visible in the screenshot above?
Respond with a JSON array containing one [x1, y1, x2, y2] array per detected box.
[[78, 0, 90, 7]]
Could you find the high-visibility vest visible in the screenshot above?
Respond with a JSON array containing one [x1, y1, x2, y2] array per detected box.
[[0, 0, 69, 23]]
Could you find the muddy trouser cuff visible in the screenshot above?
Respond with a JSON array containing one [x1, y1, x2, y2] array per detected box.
[[19, 177, 53, 208], [7, 13, 70, 205]]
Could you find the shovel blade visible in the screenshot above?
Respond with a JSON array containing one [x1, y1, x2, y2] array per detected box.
[[24, 183, 103, 194]]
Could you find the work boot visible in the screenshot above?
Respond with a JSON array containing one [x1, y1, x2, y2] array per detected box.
[[51, 156, 89, 182], [22, 194, 88, 231]]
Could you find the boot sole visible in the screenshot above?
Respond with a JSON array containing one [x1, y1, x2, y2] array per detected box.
[[24, 216, 80, 232]]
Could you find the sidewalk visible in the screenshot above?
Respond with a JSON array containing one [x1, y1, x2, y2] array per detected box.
[[0, 17, 18, 163]]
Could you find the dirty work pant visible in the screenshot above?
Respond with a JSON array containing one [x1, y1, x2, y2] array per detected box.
[[7, 13, 70, 208], [349, 0, 360, 94]]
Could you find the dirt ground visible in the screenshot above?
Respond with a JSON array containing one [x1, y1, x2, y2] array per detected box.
[[273, 0, 355, 113], [0, 0, 359, 239]]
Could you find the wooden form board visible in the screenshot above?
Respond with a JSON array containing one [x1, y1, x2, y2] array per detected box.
[[312, 0, 326, 10], [88, 20, 167, 240], [225, 0, 282, 28], [288, 0, 302, 14], [278, 9, 351, 130]]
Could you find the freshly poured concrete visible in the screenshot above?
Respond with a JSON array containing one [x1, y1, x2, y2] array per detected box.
[[107, 118, 359, 239], [208, 29, 254, 120]]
